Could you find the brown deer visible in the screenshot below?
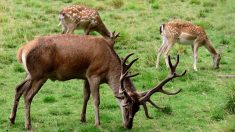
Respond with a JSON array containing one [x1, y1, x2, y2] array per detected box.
[[58, 5, 112, 38], [156, 20, 221, 71], [9, 33, 186, 131]]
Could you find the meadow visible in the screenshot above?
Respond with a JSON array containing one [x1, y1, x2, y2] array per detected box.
[[0, 0, 235, 131]]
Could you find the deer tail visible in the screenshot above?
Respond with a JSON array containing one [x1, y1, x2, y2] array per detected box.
[[17, 46, 24, 63], [160, 24, 165, 35], [58, 12, 65, 26]]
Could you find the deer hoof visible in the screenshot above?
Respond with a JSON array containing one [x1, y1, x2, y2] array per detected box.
[[9, 116, 15, 125], [80, 118, 86, 123]]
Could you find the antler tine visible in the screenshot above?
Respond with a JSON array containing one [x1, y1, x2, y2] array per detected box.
[[125, 73, 139, 78], [174, 54, 179, 67], [122, 53, 135, 67], [142, 103, 153, 119], [125, 58, 139, 72], [147, 99, 164, 109], [116, 32, 120, 38], [159, 88, 182, 95], [139, 55, 186, 103], [142, 98, 164, 119], [168, 55, 173, 72]]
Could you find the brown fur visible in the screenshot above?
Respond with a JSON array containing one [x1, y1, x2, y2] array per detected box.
[[10, 34, 139, 130], [10, 34, 184, 131]]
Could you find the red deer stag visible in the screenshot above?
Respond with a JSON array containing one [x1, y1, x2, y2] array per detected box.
[[156, 20, 221, 71], [58, 5, 112, 38], [9, 33, 186, 131]]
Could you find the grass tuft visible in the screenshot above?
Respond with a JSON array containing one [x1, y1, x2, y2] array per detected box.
[[13, 64, 24, 73], [151, 2, 160, 9], [43, 96, 57, 103], [211, 108, 225, 121], [220, 36, 230, 45], [110, 0, 124, 9], [203, 1, 217, 7], [187, 81, 214, 93], [161, 106, 172, 115], [225, 88, 235, 114], [190, 0, 201, 5]]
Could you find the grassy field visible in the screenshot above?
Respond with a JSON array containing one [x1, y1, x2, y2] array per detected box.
[[0, 0, 235, 131]]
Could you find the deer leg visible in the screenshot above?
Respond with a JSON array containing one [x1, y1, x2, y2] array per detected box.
[[61, 25, 67, 34], [88, 77, 100, 127], [60, 20, 68, 34], [9, 76, 31, 124], [193, 43, 199, 71], [84, 22, 95, 35], [80, 80, 91, 123], [84, 29, 91, 35], [204, 40, 220, 68], [23, 78, 47, 130], [163, 41, 174, 68], [156, 43, 167, 69], [66, 23, 77, 34]]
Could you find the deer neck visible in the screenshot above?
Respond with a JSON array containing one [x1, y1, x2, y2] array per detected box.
[[96, 20, 111, 38], [107, 60, 137, 100]]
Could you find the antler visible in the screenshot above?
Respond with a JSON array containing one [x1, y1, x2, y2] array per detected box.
[[139, 55, 186, 118], [110, 31, 120, 40], [119, 53, 139, 104]]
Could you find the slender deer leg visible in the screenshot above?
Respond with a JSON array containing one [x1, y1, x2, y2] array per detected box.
[[193, 42, 199, 71], [204, 40, 220, 68], [156, 41, 167, 68], [9, 76, 31, 124], [24, 78, 47, 130], [61, 19, 68, 34], [88, 77, 101, 127], [84, 29, 91, 35], [66, 23, 77, 34], [80, 80, 91, 123], [84, 22, 96, 35], [61, 25, 67, 34], [163, 41, 175, 68]]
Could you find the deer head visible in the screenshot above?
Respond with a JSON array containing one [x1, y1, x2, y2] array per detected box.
[[119, 53, 186, 129]]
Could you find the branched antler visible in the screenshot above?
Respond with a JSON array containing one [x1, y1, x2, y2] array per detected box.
[[119, 53, 139, 105], [139, 55, 186, 118]]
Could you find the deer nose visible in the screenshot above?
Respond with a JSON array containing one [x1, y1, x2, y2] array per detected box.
[[124, 118, 133, 129]]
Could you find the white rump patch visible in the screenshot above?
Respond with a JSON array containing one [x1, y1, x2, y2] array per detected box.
[[22, 51, 31, 77], [59, 14, 64, 20]]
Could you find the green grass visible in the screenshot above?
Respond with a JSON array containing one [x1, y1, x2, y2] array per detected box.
[[0, 0, 235, 131]]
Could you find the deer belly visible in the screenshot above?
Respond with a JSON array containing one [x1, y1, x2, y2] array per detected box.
[[48, 70, 85, 81], [178, 33, 195, 45], [78, 19, 96, 29]]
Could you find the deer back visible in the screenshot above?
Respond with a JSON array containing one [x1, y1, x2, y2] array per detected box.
[[18, 34, 118, 81]]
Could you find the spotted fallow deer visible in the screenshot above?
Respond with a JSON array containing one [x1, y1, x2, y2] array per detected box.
[[9, 33, 186, 131], [58, 5, 112, 38], [156, 20, 221, 71]]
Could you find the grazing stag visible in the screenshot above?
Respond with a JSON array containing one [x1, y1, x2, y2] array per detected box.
[[58, 5, 111, 38], [156, 20, 221, 71], [9, 33, 186, 131]]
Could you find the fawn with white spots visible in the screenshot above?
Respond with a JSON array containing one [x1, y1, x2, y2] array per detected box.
[[58, 5, 112, 38], [156, 20, 221, 71], [9, 32, 186, 130]]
